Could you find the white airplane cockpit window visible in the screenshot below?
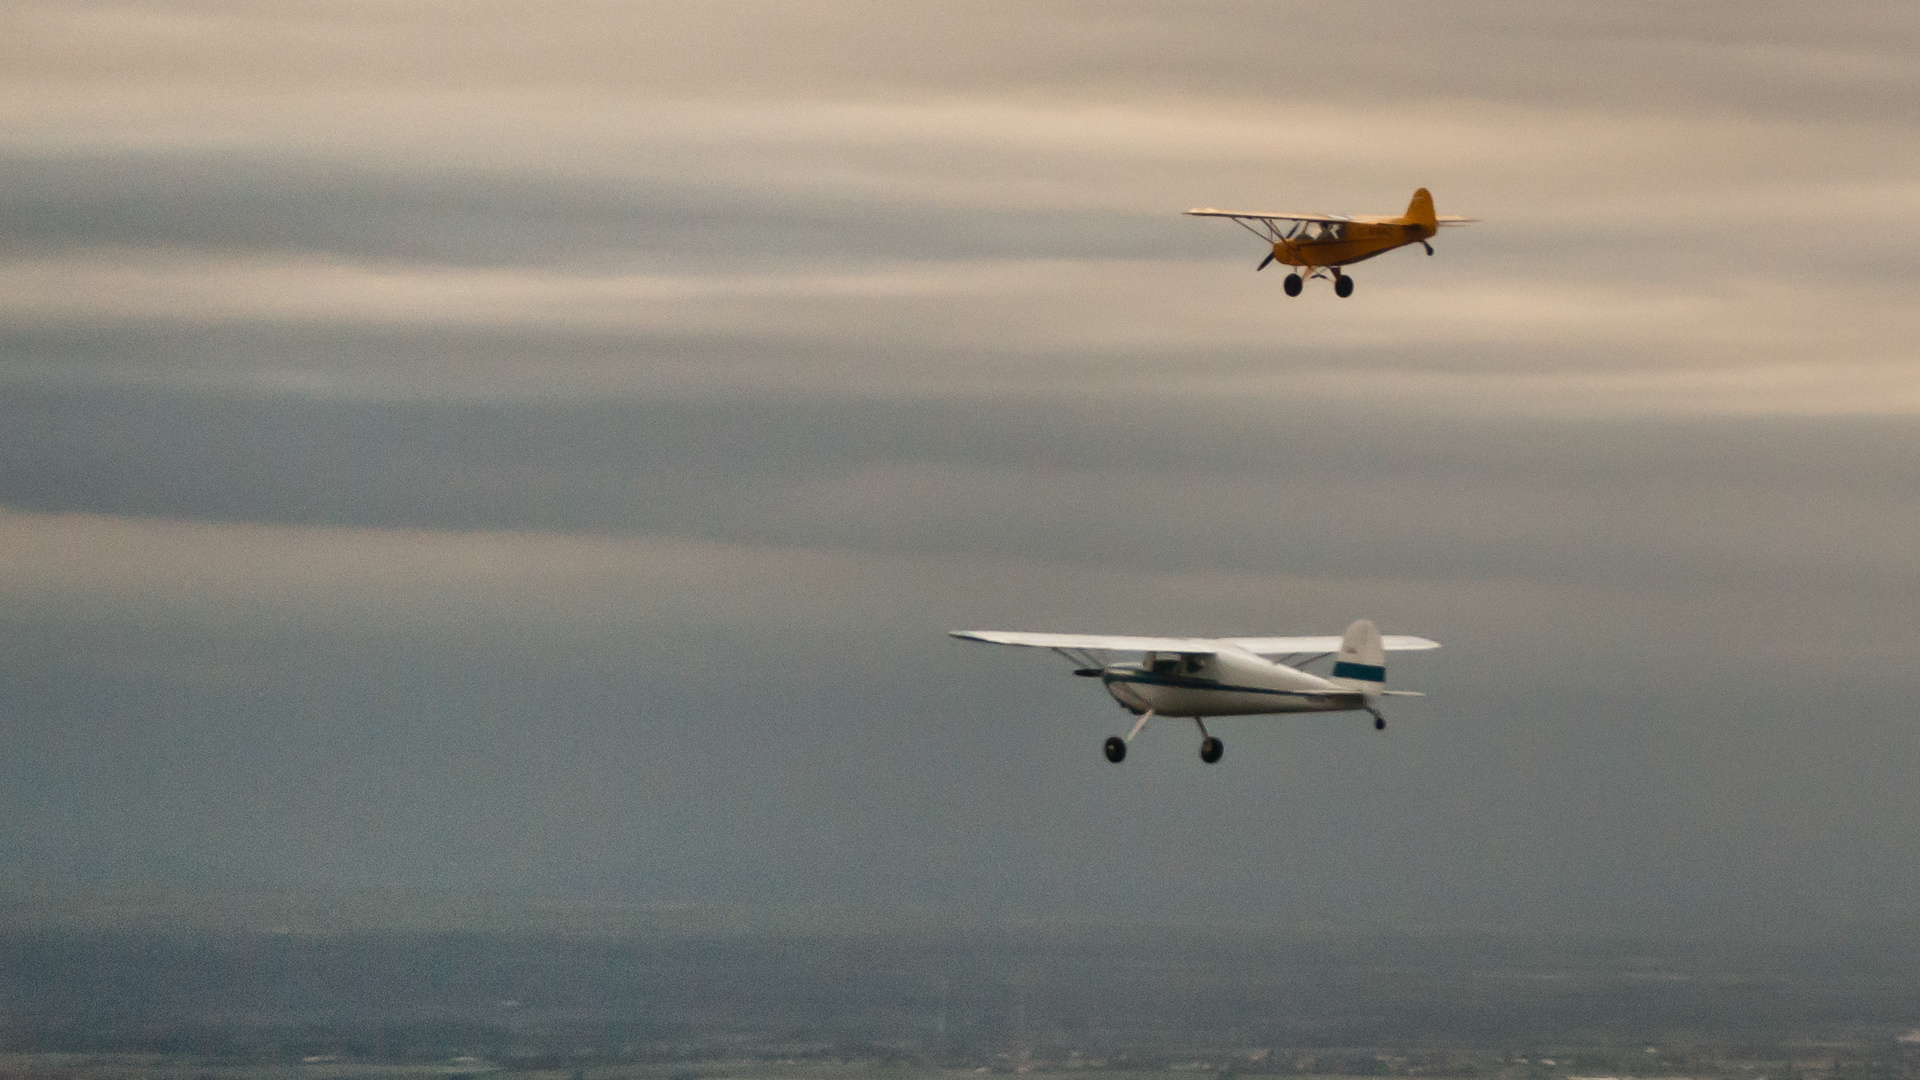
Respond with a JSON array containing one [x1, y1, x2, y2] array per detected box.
[[1147, 653, 1179, 676], [1182, 655, 1206, 675]]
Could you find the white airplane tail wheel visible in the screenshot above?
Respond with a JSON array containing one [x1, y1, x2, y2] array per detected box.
[[1199, 736, 1224, 764], [1103, 737, 1127, 763]]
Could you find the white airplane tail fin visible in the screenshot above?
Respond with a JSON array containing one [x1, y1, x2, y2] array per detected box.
[[1331, 618, 1387, 695]]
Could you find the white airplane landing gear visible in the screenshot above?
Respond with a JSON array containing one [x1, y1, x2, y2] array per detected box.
[[1106, 709, 1156, 763], [1367, 706, 1386, 731], [1195, 718, 1224, 763]]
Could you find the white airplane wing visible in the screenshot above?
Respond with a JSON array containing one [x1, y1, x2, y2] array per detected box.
[[952, 631, 1440, 655], [1224, 635, 1442, 655], [950, 630, 1226, 654]]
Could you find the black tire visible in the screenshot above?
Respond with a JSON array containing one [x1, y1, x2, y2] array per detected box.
[[1334, 275, 1354, 298], [1373, 715, 1386, 731], [1283, 274, 1303, 297], [1104, 736, 1127, 763], [1199, 736, 1224, 764]]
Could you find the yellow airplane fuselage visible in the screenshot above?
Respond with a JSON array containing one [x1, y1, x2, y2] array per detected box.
[[1271, 219, 1437, 269]]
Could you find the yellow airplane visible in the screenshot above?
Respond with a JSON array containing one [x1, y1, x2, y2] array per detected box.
[[1187, 188, 1475, 297]]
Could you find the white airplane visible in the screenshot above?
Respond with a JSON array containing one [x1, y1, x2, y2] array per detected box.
[[950, 620, 1438, 763]]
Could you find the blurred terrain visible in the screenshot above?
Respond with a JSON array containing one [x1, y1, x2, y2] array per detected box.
[[2, 891, 1917, 1080]]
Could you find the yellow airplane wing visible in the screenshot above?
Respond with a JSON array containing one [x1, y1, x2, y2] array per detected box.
[[1189, 210, 1477, 225], [1185, 208, 1351, 223]]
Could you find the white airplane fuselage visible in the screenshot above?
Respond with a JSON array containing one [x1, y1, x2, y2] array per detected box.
[[1100, 649, 1365, 718]]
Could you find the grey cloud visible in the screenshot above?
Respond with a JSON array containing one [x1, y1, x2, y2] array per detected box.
[[13, 2, 1918, 121], [0, 151, 1200, 267], [4, 0, 1920, 935], [2, 506, 1915, 928], [6, 380, 1919, 626]]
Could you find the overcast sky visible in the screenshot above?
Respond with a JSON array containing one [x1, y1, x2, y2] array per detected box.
[[3, 1, 1920, 935]]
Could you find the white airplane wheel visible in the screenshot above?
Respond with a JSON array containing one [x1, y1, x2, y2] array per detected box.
[[1334, 275, 1354, 298], [1199, 736, 1224, 764], [1283, 273, 1303, 297], [1374, 715, 1386, 731], [1104, 737, 1127, 763]]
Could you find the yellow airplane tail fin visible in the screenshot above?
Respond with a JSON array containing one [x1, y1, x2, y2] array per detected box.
[[1403, 188, 1438, 229]]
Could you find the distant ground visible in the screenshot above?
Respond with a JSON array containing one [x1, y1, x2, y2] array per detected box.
[[1, 895, 1918, 1080], [0, 1057, 1917, 1080]]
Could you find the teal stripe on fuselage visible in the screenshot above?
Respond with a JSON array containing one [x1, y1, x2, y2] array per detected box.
[[1332, 661, 1385, 682], [1102, 672, 1339, 699]]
